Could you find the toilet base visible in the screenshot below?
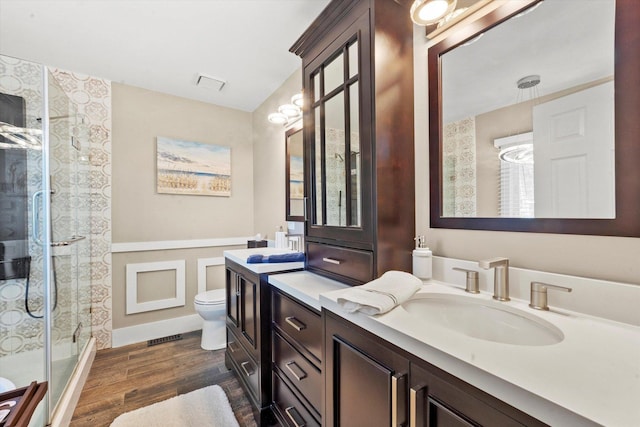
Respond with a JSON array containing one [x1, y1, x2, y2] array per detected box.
[[201, 320, 226, 351]]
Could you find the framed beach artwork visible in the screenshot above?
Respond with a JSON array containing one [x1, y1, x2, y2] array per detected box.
[[156, 137, 231, 196], [290, 155, 304, 200]]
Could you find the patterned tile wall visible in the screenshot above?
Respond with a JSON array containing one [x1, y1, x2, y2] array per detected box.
[[443, 117, 477, 217], [51, 69, 112, 350], [315, 127, 360, 226], [0, 56, 113, 355]]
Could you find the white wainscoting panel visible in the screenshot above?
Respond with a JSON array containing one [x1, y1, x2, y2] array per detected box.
[[126, 260, 186, 314], [197, 257, 225, 294], [112, 237, 252, 253]]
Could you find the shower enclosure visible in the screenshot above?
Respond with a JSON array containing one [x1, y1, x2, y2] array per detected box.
[[0, 55, 93, 425]]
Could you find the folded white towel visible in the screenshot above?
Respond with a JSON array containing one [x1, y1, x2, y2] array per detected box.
[[337, 270, 422, 315]]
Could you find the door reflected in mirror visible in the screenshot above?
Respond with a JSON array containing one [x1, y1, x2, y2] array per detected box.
[[440, 0, 615, 219], [286, 123, 304, 221]]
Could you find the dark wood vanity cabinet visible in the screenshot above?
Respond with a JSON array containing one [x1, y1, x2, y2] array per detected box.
[[225, 259, 273, 425], [324, 310, 410, 427], [291, 0, 415, 285], [324, 310, 547, 427], [271, 289, 323, 427]]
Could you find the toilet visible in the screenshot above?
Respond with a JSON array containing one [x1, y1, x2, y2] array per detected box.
[[194, 289, 226, 350]]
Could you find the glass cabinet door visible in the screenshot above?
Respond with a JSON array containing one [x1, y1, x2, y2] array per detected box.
[[309, 38, 362, 229]]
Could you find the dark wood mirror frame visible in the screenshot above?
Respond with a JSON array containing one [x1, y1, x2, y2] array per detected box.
[[428, 0, 640, 237], [285, 122, 304, 222]]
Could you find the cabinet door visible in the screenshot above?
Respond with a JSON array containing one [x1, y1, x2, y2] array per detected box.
[[304, 11, 373, 244], [325, 311, 408, 427], [410, 363, 529, 427], [239, 274, 257, 349], [226, 267, 239, 328]]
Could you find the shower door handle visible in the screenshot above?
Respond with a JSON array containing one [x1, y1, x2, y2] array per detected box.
[[51, 235, 86, 247], [32, 190, 44, 246]]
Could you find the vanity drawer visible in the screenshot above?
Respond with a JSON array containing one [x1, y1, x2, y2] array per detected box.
[[307, 242, 374, 284], [272, 290, 322, 364], [273, 372, 321, 427], [227, 328, 259, 402], [273, 330, 322, 414]]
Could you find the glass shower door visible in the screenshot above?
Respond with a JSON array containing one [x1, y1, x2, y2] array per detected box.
[[0, 55, 47, 423], [47, 70, 91, 411]]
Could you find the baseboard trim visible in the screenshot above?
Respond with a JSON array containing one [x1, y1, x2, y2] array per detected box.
[[111, 237, 252, 253], [112, 314, 202, 348], [50, 337, 96, 427]]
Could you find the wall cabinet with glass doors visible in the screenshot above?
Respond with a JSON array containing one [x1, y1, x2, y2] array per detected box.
[[291, 0, 416, 285]]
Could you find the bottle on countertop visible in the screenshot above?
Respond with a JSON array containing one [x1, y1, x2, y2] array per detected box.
[[412, 235, 432, 280], [275, 226, 288, 249]]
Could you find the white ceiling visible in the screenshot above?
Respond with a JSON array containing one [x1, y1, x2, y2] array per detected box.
[[442, 0, 615, 123], [0, 0, 331, 112]]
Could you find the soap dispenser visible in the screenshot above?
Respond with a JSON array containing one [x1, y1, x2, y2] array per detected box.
[[412, 236, 432, 280]]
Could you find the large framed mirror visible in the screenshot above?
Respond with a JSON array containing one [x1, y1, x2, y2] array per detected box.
[[429, 0, 640, 237], [285, 122, 304, 221]]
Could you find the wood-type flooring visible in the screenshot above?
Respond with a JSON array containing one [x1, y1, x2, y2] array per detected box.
[[70, 330, 256, 426]]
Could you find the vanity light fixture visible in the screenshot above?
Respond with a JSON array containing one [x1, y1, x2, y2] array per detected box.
[[268, 91, 304, 125], [278, 104, 302, 118], [437, 6, 467, 28], [410, 0, 457, 26], [291, 93, 304, 108], [268, 112, 288, 124]]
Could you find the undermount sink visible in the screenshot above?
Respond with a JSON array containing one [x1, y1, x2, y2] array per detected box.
[[401, 293, 564, 346]]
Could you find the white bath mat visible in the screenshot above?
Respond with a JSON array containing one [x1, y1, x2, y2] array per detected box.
[[110, 385, 239, 427]]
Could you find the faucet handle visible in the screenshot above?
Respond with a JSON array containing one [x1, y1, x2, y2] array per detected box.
[[529, 282, 572, 311], [452, 268, 479, 294]]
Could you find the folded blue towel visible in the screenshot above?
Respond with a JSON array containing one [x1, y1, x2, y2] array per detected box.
[[246, 254, 264, 264], [267, 252, 305, 263], [246, 253, 305, 264]]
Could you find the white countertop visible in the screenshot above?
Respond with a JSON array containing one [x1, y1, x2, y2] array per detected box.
[[268, 270, 350, 311], [223, 248, 305, 274], [321, 280, 640, 427]]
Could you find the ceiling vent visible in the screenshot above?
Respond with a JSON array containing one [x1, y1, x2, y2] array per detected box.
[[196, 73, 226, 91]]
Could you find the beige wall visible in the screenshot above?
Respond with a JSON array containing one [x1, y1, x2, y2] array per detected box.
[[111, 83, 254, 329], [112, 83, 254, 242], [252, 70, 303, 238], [414, 27, 640, 285]]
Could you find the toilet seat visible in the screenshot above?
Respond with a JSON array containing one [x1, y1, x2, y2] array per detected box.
[[195, 289, 226, 305]]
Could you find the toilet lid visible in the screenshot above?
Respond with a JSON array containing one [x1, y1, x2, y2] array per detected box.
[[195, 288, 226, 305]]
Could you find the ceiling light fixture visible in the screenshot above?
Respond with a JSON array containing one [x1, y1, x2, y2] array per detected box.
[[410, 0, 457, 26], [516, 74, 541, 104], [499, 143, 534, 164]]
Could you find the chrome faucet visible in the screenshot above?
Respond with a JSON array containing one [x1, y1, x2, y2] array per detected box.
[[478, 257, 510, 301]]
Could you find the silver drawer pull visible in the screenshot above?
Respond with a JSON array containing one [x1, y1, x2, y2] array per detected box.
[[228, 341, 239, 353], [285, 361, 307, 381], [285, 406, 306, 427], [410, 384, 426, 427], [322, 257, 341, 265], [240, 361, 255, 377], [285, 316, 307, 331]]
